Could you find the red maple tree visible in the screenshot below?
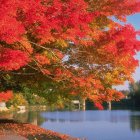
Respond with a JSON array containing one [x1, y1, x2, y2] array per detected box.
[[0, 0, 140, 108]]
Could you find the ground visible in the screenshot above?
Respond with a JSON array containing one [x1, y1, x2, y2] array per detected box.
[[0, 119, 79, 140]]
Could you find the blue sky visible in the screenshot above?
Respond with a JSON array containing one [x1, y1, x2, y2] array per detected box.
[[115, 13, 140, 90]]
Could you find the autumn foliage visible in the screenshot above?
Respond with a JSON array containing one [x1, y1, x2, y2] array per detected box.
[[0, 91, 13, 102], [0, 0, 140, 108]]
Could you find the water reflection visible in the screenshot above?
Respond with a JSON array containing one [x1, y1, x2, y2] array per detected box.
[[130, 114, 140, 132], [1, 110, 140, 140], [40, 110, 140, 140], [0, 111, 46, 126], [14, 111, 46, 126], [41, 110, 131, 123]]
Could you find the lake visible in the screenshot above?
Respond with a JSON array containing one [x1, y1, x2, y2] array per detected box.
[[12, 110, 140, 140]]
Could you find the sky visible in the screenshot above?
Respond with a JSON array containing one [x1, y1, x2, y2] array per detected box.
[[115, 13, 140, 90]]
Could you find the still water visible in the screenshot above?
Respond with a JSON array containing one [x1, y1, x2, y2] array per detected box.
[[12, 110, 140, 140]]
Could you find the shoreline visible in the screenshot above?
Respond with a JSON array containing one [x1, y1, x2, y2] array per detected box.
[[0, 119, 79, 140]]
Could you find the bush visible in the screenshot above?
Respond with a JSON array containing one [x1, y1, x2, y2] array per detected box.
[[7, 93, 28, 108]]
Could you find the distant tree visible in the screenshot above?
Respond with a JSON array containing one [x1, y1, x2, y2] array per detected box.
[[120, 90, 130, 98], [129, 81, 140, 93], [129, 81, 140, 106]]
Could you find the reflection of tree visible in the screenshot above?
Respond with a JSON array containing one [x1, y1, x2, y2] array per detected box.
[[27, 111, 37, 124], [130, 115, 140, 132], [13, 111, 28, 123], [28, 111, 46, 126], [13, 111, 46, 126], [0, 112, 14, 120]]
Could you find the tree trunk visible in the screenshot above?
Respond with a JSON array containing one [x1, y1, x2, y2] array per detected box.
[[82, 99, 86, 111], [108, 101, 112, 110]]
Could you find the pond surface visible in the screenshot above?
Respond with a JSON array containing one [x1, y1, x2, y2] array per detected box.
[[9, 110, 140, 140]]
